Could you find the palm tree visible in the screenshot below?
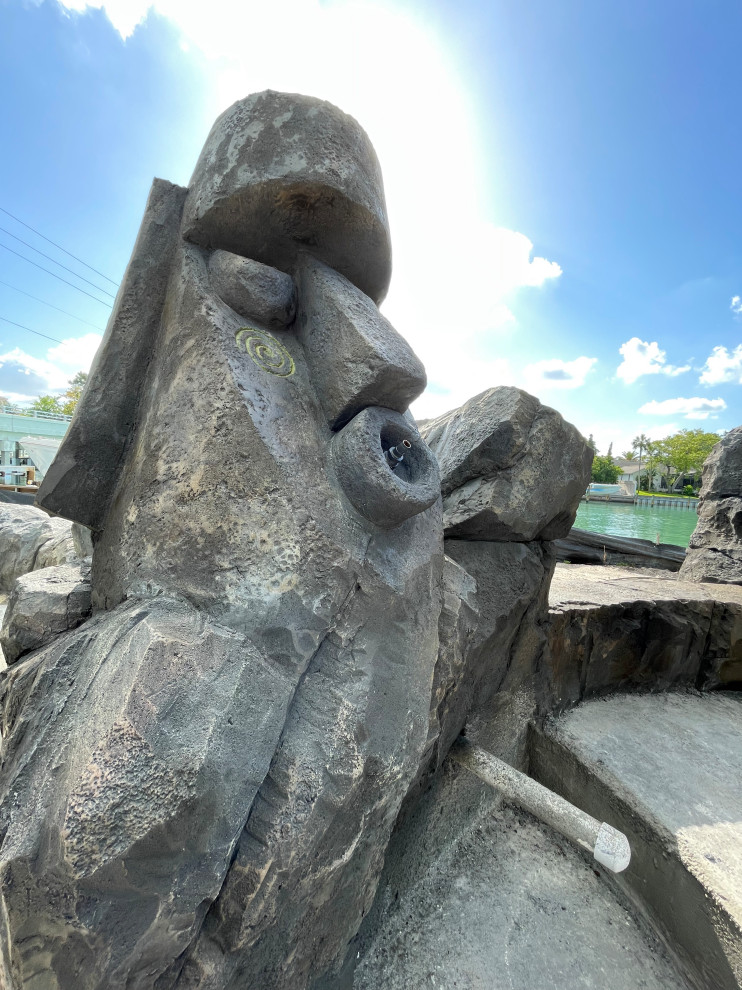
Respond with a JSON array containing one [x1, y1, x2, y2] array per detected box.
[[621, 451, 636, 461], [632, 434, 651, 491]]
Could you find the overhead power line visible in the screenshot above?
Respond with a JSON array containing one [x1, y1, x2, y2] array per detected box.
[[0, 242, 113, 308], [0, 279, 105, 332], [0, 205, 119, 287], [0, 225, 116, 299], [0, 314, 64, 344]]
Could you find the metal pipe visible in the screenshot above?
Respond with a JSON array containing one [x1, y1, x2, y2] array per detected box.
[[384, 438, 412, 470], [450, 737, 631, 873]]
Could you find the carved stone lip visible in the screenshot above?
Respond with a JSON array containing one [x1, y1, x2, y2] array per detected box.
[[331, 406, 440, 529]]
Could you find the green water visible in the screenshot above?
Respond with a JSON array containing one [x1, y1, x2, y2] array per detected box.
[[574, 500, 698, 548]]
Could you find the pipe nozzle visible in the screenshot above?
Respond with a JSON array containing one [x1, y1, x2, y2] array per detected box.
[[384, 438, 412, 470]]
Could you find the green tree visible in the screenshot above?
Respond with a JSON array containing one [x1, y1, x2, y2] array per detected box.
[[61, 371, 88, 416], [632, 432, 651, 490], [591, 455, 621, 483], [30, 394, 63, 414], [587, 433, 598, 453], [621, 450, 636, 461], [643, 441, 662, 490], [659, 429, 720, 490], [606, 441, 613, 458]]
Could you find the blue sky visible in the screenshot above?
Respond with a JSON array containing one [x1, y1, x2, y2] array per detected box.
[[0, 0, 740, 456]]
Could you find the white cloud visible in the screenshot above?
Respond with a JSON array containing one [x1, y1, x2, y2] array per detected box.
[[55, 0, 561, 418], [638, 397, 727, 420], [0, 334, 102, 404], [412, 357, 515, 421], [731, 295, 742, 315], [616, 337, 691, 384], [523, 356, 597, 391], [46, 333, 103, 372], [699, 344, 742, 385]]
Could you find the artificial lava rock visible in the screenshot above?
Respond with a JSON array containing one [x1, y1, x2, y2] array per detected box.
[[421, 386, 593, 541], [0, 504, 77, 592], [0, 91, 591, 990], [0, 560, 91, 664], [0, 91, 442, 990], [681, 426, 742, 585]]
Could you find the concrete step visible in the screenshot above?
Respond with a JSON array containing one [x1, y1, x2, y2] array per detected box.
[[531, 691, 742, 990]]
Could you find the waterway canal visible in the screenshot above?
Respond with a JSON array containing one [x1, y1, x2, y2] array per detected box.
[[574, 500, 698, 548]]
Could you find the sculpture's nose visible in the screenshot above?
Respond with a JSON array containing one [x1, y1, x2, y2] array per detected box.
[[295, 256, 427, 431], [293, 256, 438, 529]]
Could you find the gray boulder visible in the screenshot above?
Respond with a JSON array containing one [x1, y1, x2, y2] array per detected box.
[[421, 387, 593, 541], [681, 427, 742, 585], [0, 561, 91, 664], [680, 496, 742, 584], [695, 425, 742, 498], [0, 503, 76, 592]]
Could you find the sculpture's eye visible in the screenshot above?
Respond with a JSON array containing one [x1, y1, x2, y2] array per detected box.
[[209, 249, 297, 330]]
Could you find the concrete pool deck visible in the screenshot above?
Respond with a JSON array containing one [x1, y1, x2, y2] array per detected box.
[[532, 692, 742, 990]]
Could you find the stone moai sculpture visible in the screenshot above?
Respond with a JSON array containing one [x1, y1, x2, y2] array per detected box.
[[0, 91, 444, 990]]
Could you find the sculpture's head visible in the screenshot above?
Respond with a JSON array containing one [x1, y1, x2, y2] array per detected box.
[[37, 91, 442, 627]]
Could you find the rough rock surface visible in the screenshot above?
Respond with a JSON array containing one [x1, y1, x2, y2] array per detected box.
[[37, 178, 188, 531], [435, 540, 554, 756], [692, 423, 742, 497], [0, 561, 92, 664], [681, 426, 742, 584], [531, 693, 742, 990], [183, 90, 392, 305], [208, 249, 297, 331], [10, 92, 444, 990], [3, 91, 599, 990], [0, 597, 6, 669], [545, 563, 742, 705], [421, 387, 593, 541], [296, 257, 426, 429], [0, 504, 76, 592]]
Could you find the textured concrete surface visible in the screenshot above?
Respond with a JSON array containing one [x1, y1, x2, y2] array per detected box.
[[550, 562, 742, 608], [532, 692, 742, 990], [353, 763, 694, 990]]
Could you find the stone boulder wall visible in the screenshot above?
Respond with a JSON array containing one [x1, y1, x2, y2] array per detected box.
[[542, 564, 742, 714], [421, 387, 593, 541], [681, 426, 742, 584], [0, 504, 77, 593], [0, 561, 92, 665], [404, 388, 591, 795]]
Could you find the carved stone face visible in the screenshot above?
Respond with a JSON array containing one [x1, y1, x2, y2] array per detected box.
[[2, 92, 444, 990]]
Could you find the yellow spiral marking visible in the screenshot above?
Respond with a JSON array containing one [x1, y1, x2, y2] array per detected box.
[[235, 327, 295, 378]]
